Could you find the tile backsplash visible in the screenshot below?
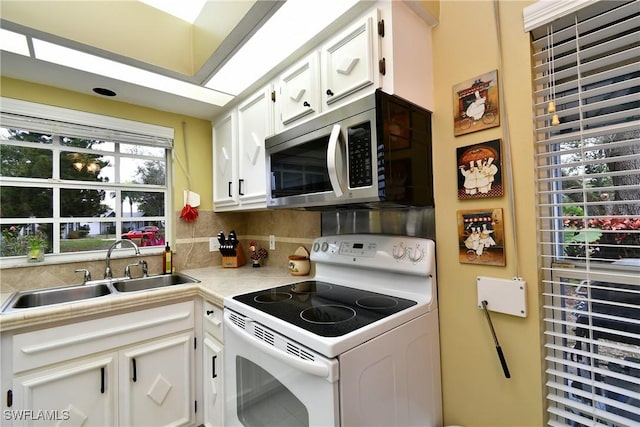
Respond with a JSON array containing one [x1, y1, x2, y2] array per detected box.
[[0, 209, 321, 293], [175, 209, 321, 271]]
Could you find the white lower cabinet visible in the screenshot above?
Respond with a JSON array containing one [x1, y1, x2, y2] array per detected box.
[[202, 300, 224, 427], [203, 335, 223, 427], [5, 301, 195, 427], [119, 333, 194, 427], [13, 354, 117, 427], [2, 300, 230, 427]]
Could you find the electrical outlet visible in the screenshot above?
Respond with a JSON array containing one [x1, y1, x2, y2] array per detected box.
[[269, 235, 276, 250], [209, 237, 220, 252]]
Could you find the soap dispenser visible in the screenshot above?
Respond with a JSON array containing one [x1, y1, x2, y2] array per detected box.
[[163, 242, 173, 274]]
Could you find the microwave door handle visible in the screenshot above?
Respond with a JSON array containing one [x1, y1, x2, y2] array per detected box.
[[326, 124, 344, 197]]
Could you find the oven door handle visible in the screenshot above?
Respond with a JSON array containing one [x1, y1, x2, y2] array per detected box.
[[225, 315, 338, 383], [326, 124, 344, 198]]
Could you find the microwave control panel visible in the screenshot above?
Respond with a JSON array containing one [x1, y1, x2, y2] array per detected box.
[[347, 123, 373, 188]]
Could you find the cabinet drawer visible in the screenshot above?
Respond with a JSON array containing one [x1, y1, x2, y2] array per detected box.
[[203, 301, 223, 342], [13, 301, 194, 373]]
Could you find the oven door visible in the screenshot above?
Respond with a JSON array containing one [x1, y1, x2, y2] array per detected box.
[[223, 310, 339, 427]]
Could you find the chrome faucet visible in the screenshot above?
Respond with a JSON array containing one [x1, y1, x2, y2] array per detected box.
[[124, 259, 148, 279], [140, 259, 148, 277], [124, 262, 139, 279], [75, 268, 92, 284], [105, 239, 140, 279]]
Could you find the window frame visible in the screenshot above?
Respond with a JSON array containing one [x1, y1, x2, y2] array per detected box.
[[0, 97, 174, 267]]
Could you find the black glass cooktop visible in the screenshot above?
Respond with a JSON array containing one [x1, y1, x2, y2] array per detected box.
[[232, 280, 417, 337]]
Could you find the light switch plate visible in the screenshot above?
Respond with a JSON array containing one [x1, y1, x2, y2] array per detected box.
[[477, 276, 527, 318]]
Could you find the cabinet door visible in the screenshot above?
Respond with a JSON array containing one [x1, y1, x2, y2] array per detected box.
[[237, 87, 271, 208], [322, 9, 378, 107], [213, 111, 238, 209], [13, 354, 117, 427], [119, 333, 193, 427], [203, 335, 223, 427], [277, 52, 320, 129]]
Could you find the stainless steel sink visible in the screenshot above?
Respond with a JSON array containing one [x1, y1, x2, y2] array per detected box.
[[0, 273, 200, 314], [112, 273, 200, 292], [2, 283, 112, 312]]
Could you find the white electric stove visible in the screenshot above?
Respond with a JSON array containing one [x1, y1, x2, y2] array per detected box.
[[223, 234, 442, 427]]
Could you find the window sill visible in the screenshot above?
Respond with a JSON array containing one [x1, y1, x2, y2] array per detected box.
[[0, 247, 163, 269]]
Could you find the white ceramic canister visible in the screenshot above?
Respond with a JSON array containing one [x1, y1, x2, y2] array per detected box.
[[288, 246, 310, 276]]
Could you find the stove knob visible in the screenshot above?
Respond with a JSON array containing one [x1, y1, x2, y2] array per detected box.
[[313, 242, 320, 252], [409, 246, 424, 263], [321, 241, 329, 252], [392, 244, 406, 260]]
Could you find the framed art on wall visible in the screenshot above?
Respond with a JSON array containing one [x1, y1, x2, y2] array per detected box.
[[453, 70, 500, 136], [457, 139, 503, 199], [457, 208, 505, 266]]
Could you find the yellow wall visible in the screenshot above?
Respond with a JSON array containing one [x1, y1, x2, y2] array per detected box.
[[0, 76, 213, 213], [432, 1, 543, 425]]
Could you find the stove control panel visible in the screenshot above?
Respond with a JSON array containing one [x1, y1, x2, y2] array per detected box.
[[339, 241, 377, 257], [311, 234, 435, 276]]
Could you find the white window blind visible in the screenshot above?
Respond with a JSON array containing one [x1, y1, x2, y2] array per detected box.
[[0, 98, 174, 148], [529, 0, 640, 425]]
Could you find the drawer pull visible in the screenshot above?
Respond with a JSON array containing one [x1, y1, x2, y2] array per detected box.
[[212, 355, 217, 379], [206, 310, 215, 316], [100, 367, 105, 393]]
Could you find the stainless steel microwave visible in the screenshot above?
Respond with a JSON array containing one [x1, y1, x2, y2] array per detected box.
[[265, 89, 433, 209]]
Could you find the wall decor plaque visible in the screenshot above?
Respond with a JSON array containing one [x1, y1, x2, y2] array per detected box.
[[453, 70, 500, 136], [457, 208, 505, 266], [457, 139, 503, 199]]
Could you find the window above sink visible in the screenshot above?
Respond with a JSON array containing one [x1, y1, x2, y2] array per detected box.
[[0, 98, 174, 267]]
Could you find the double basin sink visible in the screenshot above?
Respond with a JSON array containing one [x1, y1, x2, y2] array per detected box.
[[1, 273, 200, 314]]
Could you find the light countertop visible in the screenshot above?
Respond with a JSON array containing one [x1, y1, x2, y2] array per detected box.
[[0, 265, 297, 332]]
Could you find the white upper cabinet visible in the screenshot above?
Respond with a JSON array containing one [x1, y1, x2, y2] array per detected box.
[[212, 1, 434, 211], [274, 9, 380, 132], [321, 9, 379, 108], [378, 0, 434, 110], [276, 52, 321, 129], [237, 87, 272, 207], [212, 111, 237, 208], [213, 85, 271, 212]]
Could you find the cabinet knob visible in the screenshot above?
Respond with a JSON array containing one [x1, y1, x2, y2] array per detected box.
[[303, 101, 311, 107], [206, 310, 215, 315], [326, 89, 334, 96]]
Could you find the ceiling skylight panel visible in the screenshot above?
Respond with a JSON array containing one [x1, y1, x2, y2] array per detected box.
[[205, 0, 359, 96], [31, 39, 233, 106], [0, 29, 30, 56]]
